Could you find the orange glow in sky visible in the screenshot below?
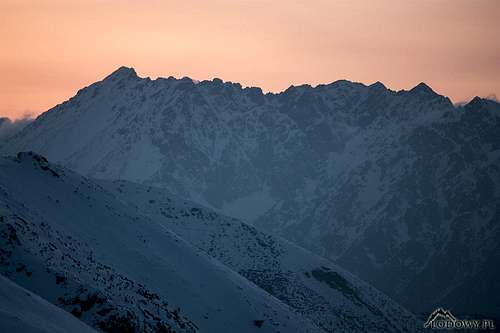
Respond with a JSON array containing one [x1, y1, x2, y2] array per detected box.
[[1, 0, 499, 119]]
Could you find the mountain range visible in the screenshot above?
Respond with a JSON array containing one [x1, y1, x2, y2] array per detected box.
[[2, 66, 499, 324]]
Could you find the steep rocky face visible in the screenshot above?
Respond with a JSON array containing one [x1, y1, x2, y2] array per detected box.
[[257, 96, 500, 317], [3, 67, 499, 317]]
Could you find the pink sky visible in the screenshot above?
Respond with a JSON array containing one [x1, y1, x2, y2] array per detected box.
[[1, 0, 499, 119]]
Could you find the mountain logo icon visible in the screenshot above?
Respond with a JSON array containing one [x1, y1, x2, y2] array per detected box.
[[423, 308, 495, 330], [424, 308, 457, 328]]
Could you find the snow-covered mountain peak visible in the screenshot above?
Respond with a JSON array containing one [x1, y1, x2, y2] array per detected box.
[[410, 82, 435, 94], [211, 77, 224, 85], [328, 79, 365, 89], [369, 81, 387, 90], [103, 66, 138, 82], [403, 82, 446, 102], [464, 96, 500, 112]]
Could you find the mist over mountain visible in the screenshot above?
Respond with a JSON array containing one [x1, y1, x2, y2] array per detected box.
[[0, 116, 34, 140], [2, 66, 499, 321]]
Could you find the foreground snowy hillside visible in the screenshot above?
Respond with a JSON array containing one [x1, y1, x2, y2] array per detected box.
[[0, 152, 422, 332], [0, 152, 321, 333], [100, 179, 421, 332], [2, 66, 498, 317], [0, 274, 98, 333]]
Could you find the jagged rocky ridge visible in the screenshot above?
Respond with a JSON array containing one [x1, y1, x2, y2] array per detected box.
[[0, 152, 421, 332], [2, 67, 499, 318]]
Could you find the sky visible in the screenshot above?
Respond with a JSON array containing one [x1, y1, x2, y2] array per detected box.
[[1, 0, 499, 119]]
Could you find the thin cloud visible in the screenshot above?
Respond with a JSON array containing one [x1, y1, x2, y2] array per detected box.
[[454, 93, 499, 107], [0, 113, 34, 140], [484, 94, 498, 102]]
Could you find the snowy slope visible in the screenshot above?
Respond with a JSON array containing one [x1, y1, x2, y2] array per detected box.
[[2, 67, 499, 318], [0, 274, 98, 333], [0, 152, 321, 333], [99, 179, 422, 332]]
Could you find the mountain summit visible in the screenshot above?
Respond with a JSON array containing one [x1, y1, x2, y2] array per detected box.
[[409, 82, 436, 95], [104, 66, 138, 81]]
